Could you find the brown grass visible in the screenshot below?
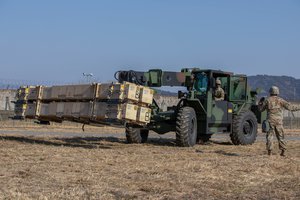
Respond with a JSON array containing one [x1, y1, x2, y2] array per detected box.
[[0, 128, 299, 199]]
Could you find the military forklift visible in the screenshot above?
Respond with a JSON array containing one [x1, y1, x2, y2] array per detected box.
[[116, 68, 263, 147]]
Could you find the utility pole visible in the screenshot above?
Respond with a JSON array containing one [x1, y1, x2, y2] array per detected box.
[[5, 96, 11, 111], [83, 73, 93, 83], [290, 87, 296, 129]]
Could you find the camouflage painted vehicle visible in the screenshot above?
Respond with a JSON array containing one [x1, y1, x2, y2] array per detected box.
[[116, 68, 265, 147]]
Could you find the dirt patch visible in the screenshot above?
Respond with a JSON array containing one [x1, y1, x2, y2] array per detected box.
[[0, 128, 299, 199]]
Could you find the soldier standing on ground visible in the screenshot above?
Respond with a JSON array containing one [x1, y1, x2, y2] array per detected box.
[[214, 79, 225, 101], [258, 86, 300, 156]]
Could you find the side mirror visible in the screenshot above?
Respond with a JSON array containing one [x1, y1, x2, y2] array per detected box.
[[178, 91, 186, 99]]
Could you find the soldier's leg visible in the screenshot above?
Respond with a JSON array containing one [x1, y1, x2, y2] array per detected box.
[[274, 125, 287, 155], [266, 126, 274, 153]]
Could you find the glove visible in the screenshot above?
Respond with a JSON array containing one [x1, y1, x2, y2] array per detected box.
[[258, 97, 265, 105], [259, 97, 265, 103]]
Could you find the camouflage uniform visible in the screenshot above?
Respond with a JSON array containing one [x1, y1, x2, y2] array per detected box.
[[214, 79, 225, 101], [258, 87, 300, 155]]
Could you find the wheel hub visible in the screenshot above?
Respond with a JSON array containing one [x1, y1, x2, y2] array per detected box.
[[243, 121, 252, 135]]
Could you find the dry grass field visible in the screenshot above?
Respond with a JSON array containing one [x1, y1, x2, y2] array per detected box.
[[0, 124, 299, 199]]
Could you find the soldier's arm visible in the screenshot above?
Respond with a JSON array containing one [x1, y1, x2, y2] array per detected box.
[[221, 89, 225, 100], [282, 100, 300, 111], [214, 94, 222, 101]]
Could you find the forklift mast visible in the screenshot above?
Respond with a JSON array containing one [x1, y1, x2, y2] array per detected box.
[[115, 69, 191, 87]]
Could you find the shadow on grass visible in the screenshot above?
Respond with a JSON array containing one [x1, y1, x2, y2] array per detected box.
[[0, 134, 178, 148], [147, 138, 235, 147], [146, 137, 177, 147], [214, 150, 240, 156], [210, 140, 233, 146], [0, 135, 235, 149], [0, 135, 123, 149]]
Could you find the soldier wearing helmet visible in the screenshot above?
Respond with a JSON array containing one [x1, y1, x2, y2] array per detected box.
[[258, 86, 300, 156], [214, 79, 225, 101]]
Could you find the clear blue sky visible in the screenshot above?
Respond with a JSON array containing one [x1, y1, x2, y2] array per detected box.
[[0, 0, 300, 83]]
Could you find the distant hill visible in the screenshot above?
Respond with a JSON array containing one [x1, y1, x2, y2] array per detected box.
[[248, 75, 300, 100]]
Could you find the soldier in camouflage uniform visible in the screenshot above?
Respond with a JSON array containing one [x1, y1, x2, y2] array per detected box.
[[258, 86, 300, 156], [214, 79, 225, 101]]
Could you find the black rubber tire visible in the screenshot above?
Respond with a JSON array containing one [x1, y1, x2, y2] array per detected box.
[[197, 135, 212, 144], [126, 126, 149, 144], [176, 107, 198, 147], [230, 110, 258, 145]]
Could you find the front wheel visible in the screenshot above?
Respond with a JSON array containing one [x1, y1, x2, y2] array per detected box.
[[230, 110, 258, 145], [176, 107, 197, 147], [126, 126, 149, 144]]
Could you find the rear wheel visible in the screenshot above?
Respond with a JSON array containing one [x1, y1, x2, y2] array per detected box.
[[230, 110, 258, 145], [126, 126, 149, 144], [176, 107, 197, 147]]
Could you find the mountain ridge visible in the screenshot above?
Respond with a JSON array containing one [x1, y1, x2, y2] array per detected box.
[[248, 75, 300, 100]]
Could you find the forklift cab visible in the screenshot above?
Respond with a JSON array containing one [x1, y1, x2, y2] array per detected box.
[[192, 70, 235, 134], [193, 70, 232, 100], [192, 70, 247, 102]]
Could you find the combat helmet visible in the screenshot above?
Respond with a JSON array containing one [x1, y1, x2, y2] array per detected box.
[[216, 79, 221, 85], [269, 86, 279, 95]]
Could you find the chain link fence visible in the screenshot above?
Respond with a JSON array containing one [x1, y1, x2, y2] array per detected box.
[[283, 118, 300, 129], [283, 110, 300, 129]]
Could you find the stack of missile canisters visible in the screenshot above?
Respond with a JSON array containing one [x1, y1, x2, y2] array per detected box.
[[13, 86, 36, 119], [15, 82, 154, 126]]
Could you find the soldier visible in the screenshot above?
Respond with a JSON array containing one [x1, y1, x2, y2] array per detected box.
[[214, 79, 225, 101], [258, 86, 300, 156]]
